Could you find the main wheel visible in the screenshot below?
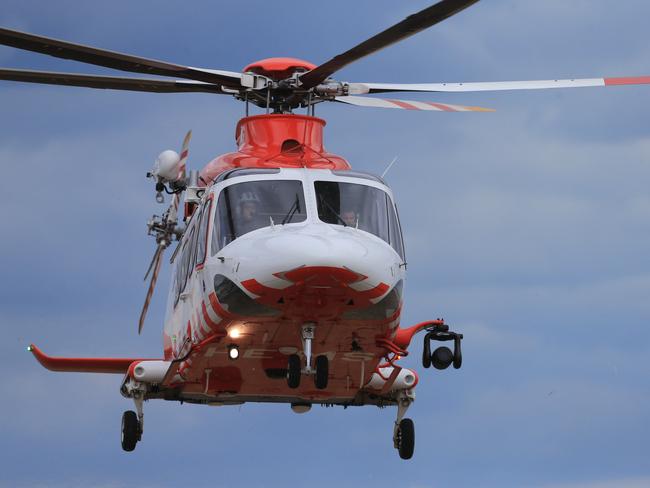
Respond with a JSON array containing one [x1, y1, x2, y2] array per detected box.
[[287, 354, 301, 389], [396, 418, 415, 460], [314, 355, 329, 389], [121, 410, 139, 452]]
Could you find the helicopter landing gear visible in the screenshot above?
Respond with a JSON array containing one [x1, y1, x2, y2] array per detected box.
[[422, 323, 463, 370], [120, 377, 145, 452], [286, 323, 329, 389], [392, 389, 415, 459]]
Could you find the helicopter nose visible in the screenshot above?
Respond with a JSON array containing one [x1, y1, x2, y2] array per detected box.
[[227, 223, 402, 314]]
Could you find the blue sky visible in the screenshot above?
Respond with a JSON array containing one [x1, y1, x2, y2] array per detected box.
[[1, 1, 649, 487]]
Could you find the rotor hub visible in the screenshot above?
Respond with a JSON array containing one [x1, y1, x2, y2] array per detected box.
[[243, 57, 316, 81]]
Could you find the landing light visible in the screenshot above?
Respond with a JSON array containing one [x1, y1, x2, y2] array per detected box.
[[228, 328, 241, 339], [227, 344, 240, 360]]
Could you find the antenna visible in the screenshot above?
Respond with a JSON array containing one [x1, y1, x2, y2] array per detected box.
[[381, 156, 399, 179]]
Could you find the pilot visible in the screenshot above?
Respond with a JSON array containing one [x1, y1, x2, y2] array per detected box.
[[341, 209, 358, 227], [237, 191, 263, 235]]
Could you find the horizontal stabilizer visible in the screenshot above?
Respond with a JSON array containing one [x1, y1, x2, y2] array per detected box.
[[28, 344, 157, 374]]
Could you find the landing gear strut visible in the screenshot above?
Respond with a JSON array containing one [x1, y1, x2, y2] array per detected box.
[[285, 323, 329, 390], [422, 323, 463, 370], [120, 377, 145, 452]]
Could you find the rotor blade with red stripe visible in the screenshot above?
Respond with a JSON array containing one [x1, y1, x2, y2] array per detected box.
[[170, 130, 192, 223], [0, 68, 228, 94], [139, 245, 164, 334], [144, 244, 164, 282], [298, 0, 480, 89], [335, 95, 494, 112], [348, 76, 650, 94], [0, 27, 243, 87]]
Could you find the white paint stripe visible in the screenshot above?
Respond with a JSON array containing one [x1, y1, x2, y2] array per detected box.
[[403, 100, 439, 110], [354, 78, 606, 93]]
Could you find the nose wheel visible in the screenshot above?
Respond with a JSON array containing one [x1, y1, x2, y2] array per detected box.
[[286, 323, 329, 390]]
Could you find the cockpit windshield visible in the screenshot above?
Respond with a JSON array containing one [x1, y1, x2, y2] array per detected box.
[[315, 180, 405, 258], [212, 179, 306, 253]]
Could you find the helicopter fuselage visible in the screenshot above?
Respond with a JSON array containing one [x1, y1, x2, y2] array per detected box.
[[160, 114, 414, 405]]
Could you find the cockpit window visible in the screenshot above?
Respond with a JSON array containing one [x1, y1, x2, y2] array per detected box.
[[211, 179, 306, 254], [315, 181, 404, 258]]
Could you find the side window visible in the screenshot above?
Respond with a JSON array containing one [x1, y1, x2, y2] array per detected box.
[[180, 227, 194, 293], [196, 198, 212, 266], [189, 217, 201, 276], [388, 200, 405, 260], [211, 189, 236, 255], [174, 243, 185, 304], [174, 241, 187, 303]]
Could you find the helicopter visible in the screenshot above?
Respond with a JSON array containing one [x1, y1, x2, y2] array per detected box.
[[3, 0, 649, 460]]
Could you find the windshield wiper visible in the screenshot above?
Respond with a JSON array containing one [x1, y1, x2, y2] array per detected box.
[[281, 194, 301, 225]]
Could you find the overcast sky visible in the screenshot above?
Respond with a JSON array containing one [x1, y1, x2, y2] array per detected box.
[[1, 1, 649, 487]]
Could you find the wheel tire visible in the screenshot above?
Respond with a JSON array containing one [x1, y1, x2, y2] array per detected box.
[[396, 418, 415, 460], [121, 410, 139, 452], [314, 355, 329, 389], [287, 354, 301, 389]]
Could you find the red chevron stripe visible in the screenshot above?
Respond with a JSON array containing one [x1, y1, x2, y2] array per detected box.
[[387, 99, 418, 110], [424, 101, 455, 112]]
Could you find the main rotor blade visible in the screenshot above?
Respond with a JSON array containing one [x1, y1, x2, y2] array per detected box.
[[0, 68, 228, 94], [335, 95, 493, 112], [298, 0, 480, 89], [0, 27, 243, 87], [139, 246, 164, 334], [348, 75, 650, 94]]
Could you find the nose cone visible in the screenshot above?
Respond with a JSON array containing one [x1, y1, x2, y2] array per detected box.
[[221, 223, 402, 318], [262, 225, 371, 267]]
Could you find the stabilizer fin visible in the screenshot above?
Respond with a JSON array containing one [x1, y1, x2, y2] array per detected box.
[[28, 344, 157, 374]]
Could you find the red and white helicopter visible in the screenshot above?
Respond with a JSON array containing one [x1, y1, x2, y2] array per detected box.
[[4, 0, 649, 459]]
